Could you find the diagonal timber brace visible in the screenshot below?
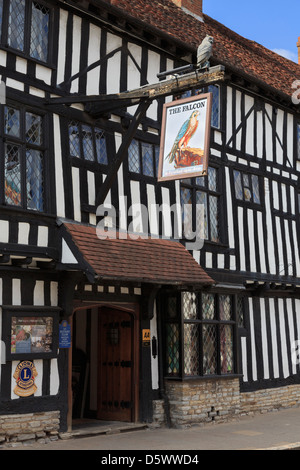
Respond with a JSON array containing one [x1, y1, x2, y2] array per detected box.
[[96, 98, 152, 207]]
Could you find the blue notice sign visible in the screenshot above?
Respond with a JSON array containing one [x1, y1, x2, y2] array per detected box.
[[59, 321, 71, 348]]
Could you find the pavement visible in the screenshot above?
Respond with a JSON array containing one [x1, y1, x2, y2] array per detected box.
[[5, 407, 300, 451]]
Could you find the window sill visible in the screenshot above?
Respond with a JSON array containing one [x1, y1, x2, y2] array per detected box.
[[164, 374, 243, 382]]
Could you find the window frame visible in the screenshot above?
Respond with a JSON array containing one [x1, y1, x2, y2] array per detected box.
[[233, 169, 262, 206], [1, 102, 48, 213], [163, 291, 238, 380], [180, 166, 222, 244], [127, 138, 160, 179], [0, 0, 53, 64], [68, 119, 108, 167]]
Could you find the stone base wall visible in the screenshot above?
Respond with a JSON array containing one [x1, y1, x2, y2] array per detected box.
[[240, 385, 300, 415], [0, 411, 60, 447], [163, 378, 240, 428], [152, 380, 300, 428]]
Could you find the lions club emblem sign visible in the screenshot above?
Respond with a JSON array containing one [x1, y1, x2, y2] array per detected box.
[[13, 361, 38, 397]]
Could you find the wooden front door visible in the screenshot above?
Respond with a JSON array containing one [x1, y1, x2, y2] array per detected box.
[[97, 307, 134, 422]]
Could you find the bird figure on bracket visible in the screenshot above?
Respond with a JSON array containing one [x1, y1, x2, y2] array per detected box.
[[166, 110, 200, 166], [197, 35, 214, 70]]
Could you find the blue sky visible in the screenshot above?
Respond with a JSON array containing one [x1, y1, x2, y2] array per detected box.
[[203, 0, 299, 62]]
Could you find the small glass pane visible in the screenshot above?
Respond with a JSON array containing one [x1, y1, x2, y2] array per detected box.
[[128, 139, 140, 173], [5, 107, 20, 138], [0, 0, 3, 37], [219, 295, 232, 321], [167, 297, 178, 319], [166, 324, 180, 376], [237, 296, 244, 328], [196, 191, 208, 239], [5, 144, 21, 206], [208, 167, 217, 192], [181, 187, 193, 239], [8, 0, 25, 51], [142, 142, 154, 177], [252, 174, 260, 204], [182, 292, 197, 320], [26, 149, 44, 211], [234, 170, 243, 200], [82, 125, 94, 161], [95, 128, 107, 164], [26, 112, 42, 145], [244, 187, 252, 201], [69, 122, 80, 158], [202, 293, 215, 320], [203, 324, 217, 375], [209, 195, 219, 242], [220, 325, 234, 374], [184, 323, 200, 376], [155, 145, 160, 177], [30, 2, 50, 62], [208, 85, 220, 128]]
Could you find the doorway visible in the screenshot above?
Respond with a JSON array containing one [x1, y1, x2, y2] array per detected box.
[[70, 303, 139, 427]]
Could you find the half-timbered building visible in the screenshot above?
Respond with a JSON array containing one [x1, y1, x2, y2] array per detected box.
[[0, 0, 300, 442]]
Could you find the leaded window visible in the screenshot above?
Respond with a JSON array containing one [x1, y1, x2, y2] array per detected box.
[[3, 105, 45, 211], [164, 292, 237, 378], [177, 84, 221, 129], [128, 139, 160, 178], [180, 167, 220, 243], [0, 0, 50, 63], [233, 170, 261, 204], [68, 121, 108, 165]]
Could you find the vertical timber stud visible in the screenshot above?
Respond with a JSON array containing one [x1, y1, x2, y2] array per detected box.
[[139, 285, 160, 422], [96, 98, 152, 207]]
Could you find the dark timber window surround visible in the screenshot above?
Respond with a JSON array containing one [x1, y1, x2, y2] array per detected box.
[[0, 0, 51, 63], [180, 166, 220, 244], [128, 138, 160, 178], [233, 169, 261, 205], [164, 291, 237, 378], [2, 104, 46, 212]]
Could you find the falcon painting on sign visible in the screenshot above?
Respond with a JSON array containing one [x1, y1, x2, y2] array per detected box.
[[158, 93, 212, 181]]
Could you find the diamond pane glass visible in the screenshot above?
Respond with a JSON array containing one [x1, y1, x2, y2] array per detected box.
[[167, 297, 177, 319], [182, 292, 197, 320], [69, 122, 80, 158], [5, 144, 21, 206], [195, 176, 206, 187], [184, 323, 200, 376], [82, 125, 94, 161], [26, 149, 44, 211], [209, 195, 219, 242], [208, 167, 217, 192], [142, 142, 154, 177], [237, 296, 244, 327], [208, 85, 220, 128], [234, 170, 243, 200], [95, 128, 107, 164], [155, 145, 160, 177], [196, 191, 208, 239], [30, 2, 49, 62], [203, 324, 217, 375], [5, 107, 20, 138], [252, 174, 260, 204], [166, 323, 180, 376], [220, 325, 234, 374], [219, 295, 232, 321], [202, 293, 215, 320], [8, 0, 25, 51], [26, 112, 42, 145], [128, 139, 140, 173], [181, 187, 193, 239]]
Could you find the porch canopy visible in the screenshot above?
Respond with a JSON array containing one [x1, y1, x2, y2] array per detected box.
[[59, 222, 215, 288]]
